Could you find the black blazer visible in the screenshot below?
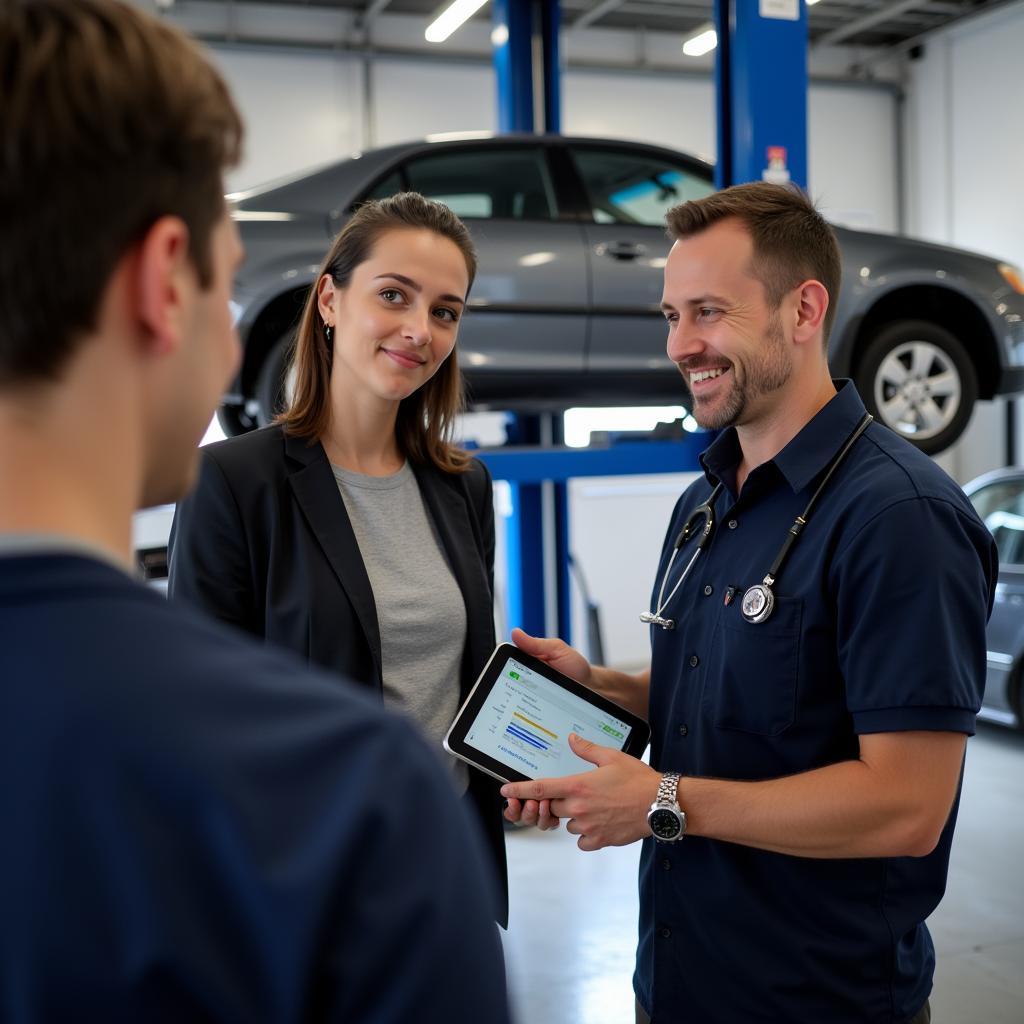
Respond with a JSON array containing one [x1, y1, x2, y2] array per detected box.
[[167, 424, 507, 924]]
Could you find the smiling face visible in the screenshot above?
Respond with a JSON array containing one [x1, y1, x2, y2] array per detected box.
[[318, 227, 469, 409], [662, 218, 794, 431]]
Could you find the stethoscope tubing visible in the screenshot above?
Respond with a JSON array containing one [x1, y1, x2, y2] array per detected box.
[[642, 412, 873, 630]]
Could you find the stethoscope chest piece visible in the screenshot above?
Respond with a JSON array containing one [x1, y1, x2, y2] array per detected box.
[[740, 582, 775, 624]]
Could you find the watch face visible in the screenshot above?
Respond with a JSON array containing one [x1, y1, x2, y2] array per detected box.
[[649, 807, 682, 841]]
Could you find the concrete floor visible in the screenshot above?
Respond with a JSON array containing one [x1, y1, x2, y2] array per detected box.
[[501, 722, 1024, 1024]]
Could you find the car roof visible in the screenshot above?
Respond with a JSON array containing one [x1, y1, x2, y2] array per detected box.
[[228, 133, 715, 212], [963, 465, 1024, 496]]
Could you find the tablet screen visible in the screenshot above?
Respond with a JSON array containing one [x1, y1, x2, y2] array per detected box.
[[459, 653, 636, 779]]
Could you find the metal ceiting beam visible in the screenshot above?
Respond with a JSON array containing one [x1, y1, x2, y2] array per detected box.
[[362, 0, 392, 20], [816, 0, 925, 47], [572, 0, 627, 31]]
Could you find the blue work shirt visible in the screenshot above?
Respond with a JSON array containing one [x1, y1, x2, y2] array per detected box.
[[634, 381, 997, 1024], [0, 553, 512, 1024]]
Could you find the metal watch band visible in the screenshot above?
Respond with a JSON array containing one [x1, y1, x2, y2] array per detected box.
[[656, 772, 681, 807]]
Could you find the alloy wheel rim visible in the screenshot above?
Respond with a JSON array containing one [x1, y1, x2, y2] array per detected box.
[[874, 340, 961, 441]]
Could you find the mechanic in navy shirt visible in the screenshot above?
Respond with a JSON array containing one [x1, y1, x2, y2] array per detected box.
[[502, 182, 996, 1024], [0, 3, 511, 1021]]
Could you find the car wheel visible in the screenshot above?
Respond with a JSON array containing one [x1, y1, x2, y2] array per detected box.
[[216, 402, 255, 437], [254, 334, 298, 428], [854, 319, 978, 456]]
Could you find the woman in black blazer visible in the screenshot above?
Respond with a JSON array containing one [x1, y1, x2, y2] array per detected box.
[[168, 193, 507, 924]]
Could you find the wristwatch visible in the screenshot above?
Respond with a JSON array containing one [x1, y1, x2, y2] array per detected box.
[[647, 772, 686, 843]]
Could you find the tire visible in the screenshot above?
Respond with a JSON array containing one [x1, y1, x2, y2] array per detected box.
[[854, 319, 978, 456], [254, 334, 297, 428], [216, 402, 254, 438]]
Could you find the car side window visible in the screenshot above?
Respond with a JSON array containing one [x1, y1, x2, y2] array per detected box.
[[362, 171, 404, 202], [969, 480, 1024, 564], [569, 146, 713, 226], [401, 148, 557, 221]]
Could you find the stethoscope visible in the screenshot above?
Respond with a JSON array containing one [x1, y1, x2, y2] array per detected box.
[[641, 412, 873, 629]]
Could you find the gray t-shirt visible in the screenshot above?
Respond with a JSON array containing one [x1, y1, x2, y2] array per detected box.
[[332, 461, 469, 794]]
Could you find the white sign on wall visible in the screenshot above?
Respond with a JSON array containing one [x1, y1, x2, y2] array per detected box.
[[760, 0, 799, 20]]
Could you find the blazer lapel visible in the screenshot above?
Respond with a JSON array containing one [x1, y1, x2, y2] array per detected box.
[[415, 464, 495, 699], [283, 433, 383, 682]]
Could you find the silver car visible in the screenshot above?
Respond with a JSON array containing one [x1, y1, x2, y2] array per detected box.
[[965, 467, 1024, 730], [226, 134, 1024, 454]]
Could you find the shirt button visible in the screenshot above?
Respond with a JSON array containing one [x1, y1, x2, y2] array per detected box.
[[660, 926, 672, 939], [662, 859, 672, 871], [689, 654, 699, 668], [678, 724, 689, 737], [728, 519, 739, 530], [703, 584, 714, 596]]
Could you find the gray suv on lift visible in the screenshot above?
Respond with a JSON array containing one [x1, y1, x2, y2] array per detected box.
[[225, 134, 1024, 454]]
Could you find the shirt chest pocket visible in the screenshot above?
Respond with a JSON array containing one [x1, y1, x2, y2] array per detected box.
[[703, 596, 803, 736]]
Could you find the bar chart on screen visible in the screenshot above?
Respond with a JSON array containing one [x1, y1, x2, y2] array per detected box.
[[465, 657, 632, 779]]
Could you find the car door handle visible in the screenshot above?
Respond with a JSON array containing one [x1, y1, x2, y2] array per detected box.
[[596, 241, 647, 261]]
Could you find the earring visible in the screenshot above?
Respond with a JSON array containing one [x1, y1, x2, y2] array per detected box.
[[324, 323, 333, 344]]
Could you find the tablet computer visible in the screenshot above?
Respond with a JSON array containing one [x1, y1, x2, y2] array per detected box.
[[444, 643, 650, 784]]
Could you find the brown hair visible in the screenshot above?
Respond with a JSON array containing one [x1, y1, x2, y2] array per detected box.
[[665, 182, 842, 342], [279, 192, 478, 474], [0, 0, 242, 385]]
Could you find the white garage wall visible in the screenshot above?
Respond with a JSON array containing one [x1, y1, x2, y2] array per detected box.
[[905, 1, 1024, 265], [369, 59, 494, 148], [209, 47, 365, 193], [903, 0, 1024, 481], [809, 85, 898, 232], [562, 71, 716, 163]]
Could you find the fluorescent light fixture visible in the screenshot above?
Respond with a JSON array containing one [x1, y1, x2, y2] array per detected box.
[[807, 0, 822, 5], [425, 129, 493, 142], [229, 211, 296, 222], [682, 26, 717, 57], [425, 0, 489, 43]]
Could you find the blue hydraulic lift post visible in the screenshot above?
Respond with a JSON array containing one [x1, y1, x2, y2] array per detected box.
[[491, 0, 569, 642], [713, 0, 808, 190], [492, 0, 535, 133]]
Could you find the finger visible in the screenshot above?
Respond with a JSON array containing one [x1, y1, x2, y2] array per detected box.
[[537, 799, 561, 831], [577, 833, 602, 853], [550, 798, 570, 818], [520, 799, 541, 827], [567, 731, 621, 768], [503, 798, 523, 823], [510, 627, 563, 660], [501, 780, 553, 802], [564, 817, 582, 836]]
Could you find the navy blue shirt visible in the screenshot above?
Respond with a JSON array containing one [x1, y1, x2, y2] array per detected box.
[[635, 382, 996, 1024], [0, 553, 511, 1024]]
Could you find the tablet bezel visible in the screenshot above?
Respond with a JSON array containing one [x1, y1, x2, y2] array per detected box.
[[443, 642, 651, 785]]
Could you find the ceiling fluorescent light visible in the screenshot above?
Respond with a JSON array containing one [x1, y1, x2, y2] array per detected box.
[[682, 27, 717, 57], [425, 0, 489, 43], [806, 0, 822, 5]]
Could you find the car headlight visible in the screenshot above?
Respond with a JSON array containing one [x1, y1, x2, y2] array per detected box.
[[999, 263, 1024, 294]]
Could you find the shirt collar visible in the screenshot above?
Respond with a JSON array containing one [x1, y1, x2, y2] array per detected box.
[[0, 531, 132, 575], [700, 380, 868, 495]]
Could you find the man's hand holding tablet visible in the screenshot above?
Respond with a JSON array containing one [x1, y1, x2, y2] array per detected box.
[[444, 629, 656, 848]]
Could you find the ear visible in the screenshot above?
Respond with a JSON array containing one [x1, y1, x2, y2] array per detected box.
[[791, 279, 829, 347], [135, 216, 193, 357], [317, 273, 339, 324]]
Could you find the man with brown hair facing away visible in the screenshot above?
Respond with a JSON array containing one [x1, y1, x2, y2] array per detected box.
[[0, 2, 510, 1020]]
